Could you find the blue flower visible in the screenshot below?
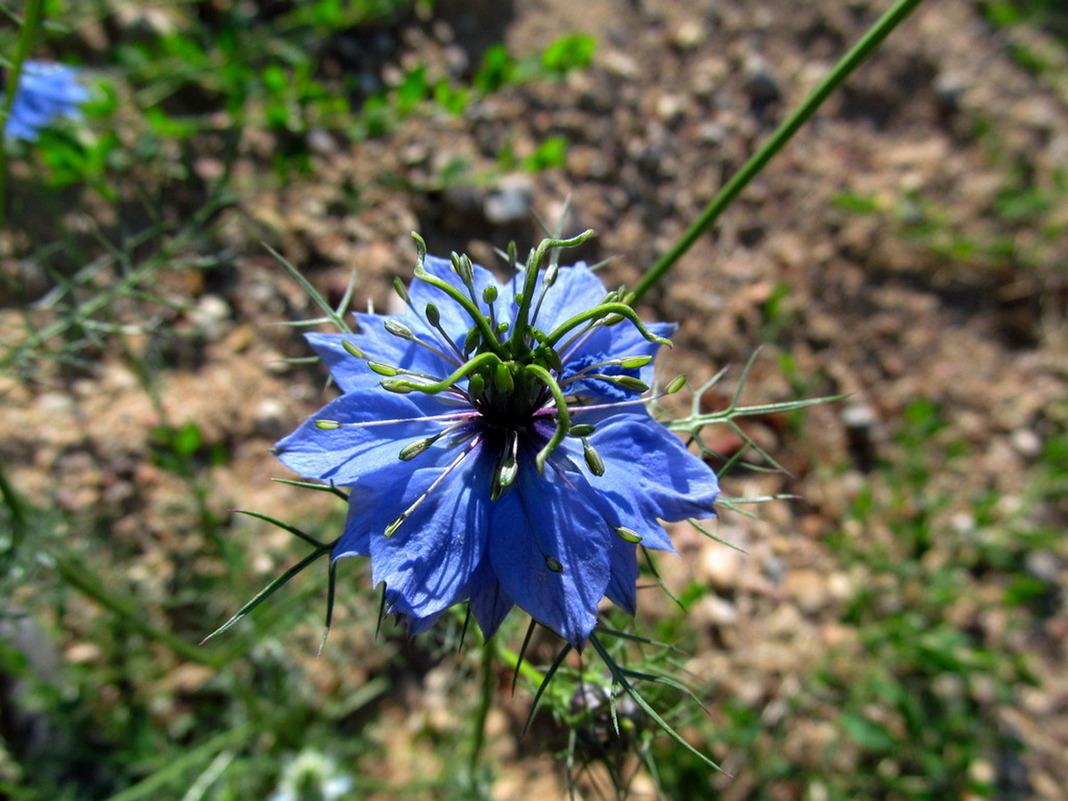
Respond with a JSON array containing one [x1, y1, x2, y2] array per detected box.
[[2, 61, 90, 143], [275, 237, 719, 648]]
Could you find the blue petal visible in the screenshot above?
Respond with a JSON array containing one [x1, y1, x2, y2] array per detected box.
[[467, 572, 515, 641], [580, 412, 720, 544], [306, 328, 454, 397], [364, 443, 496, 620], [488, 437, 612, 648], [527, 262, 610, 334], [274, 390, 472, 484], [604, 541, 639, 615], [3, 62, 88, 142], [408, 256, 516, 351]]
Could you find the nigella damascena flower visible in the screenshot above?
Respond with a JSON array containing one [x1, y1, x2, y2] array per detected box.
[[2, 61, 90, 142], [275, 233, 719, 648]]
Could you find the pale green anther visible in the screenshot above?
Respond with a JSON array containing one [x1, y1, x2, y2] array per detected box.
[[467, 372, 485, 400], [543, 262, 559, 287], [380, 378, 415, 393], [384, 319, 415, 340], [425, 303, 440, 326], [482, 285, 498, 303], [494, 362, 514, 394], [392, 276, 410, 304], [368, 361, 401, 376], [490, 433, 519, 501], [582, 438, 605, 476], [451, 252, 474, 287], [545, 556, 564, 573], [569, 423, 596, 437], [618, 355, 653, 369], [666, 375, 687, 394], [342, 340, 365, 359], [384, 515, 405, 538], [315, 419, 341, 430], [615, 526, 643, 544], [398, 438, 434, 461], [613, 376, 650, 393]]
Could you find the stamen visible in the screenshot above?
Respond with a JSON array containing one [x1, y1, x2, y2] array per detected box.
[[582, 438, 605, 476], [384, 435, 482, 537], [615, 526, 643, 543], [490, 430, 519, 501], [383, 319, 416, 340], [397, 419, 472, 461], [342, 340, 366, 359], [314, 409, 480, 430], [665, 375, 687, 394]]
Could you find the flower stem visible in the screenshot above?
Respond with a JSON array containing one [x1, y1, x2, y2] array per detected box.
[[627, 0, 926, 304], [0, 0, 45, 228], [467, 637, 497, 788]]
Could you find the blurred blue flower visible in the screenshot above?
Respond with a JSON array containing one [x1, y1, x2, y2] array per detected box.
[[2, 61, 89, 142], [275, 245, 719, 648]]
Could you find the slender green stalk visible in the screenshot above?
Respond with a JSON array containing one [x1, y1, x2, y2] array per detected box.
[[628, 0, 926, 304], [0, 0, 46, 228], [467, 637, 497, 785]]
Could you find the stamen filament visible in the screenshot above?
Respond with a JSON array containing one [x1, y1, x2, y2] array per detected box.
[[384, 435, 482, 537], [317, 409, 482, 430]]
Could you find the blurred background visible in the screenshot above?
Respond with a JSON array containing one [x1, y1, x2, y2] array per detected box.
[[1, 0, 1066, 798]]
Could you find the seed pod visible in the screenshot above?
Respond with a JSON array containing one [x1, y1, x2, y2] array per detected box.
[[618, 355, 653, 369]]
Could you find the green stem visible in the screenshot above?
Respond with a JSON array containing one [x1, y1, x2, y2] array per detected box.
[[468, 637, 497, 785], [628, 0, 926, 304], [0, 0, 45, 229]]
